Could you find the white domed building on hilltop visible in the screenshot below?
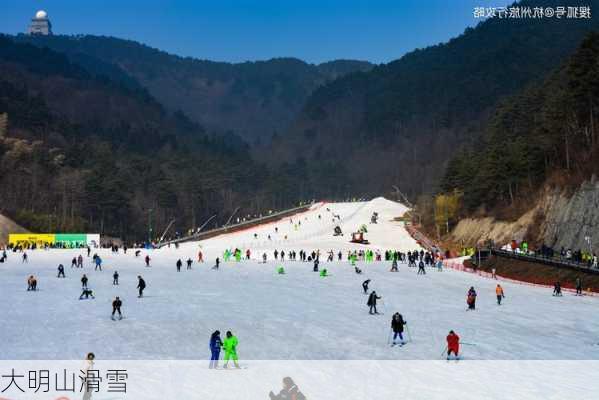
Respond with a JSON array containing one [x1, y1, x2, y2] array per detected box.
[[27, 10, 52, 35]]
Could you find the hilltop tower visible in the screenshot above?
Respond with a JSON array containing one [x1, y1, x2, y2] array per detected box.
[[28, 10, 52, 36]]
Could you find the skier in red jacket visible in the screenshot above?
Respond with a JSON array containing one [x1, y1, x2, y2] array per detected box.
[[446, 330, 460, 360]]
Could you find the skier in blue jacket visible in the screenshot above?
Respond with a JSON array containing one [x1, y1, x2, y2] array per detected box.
[[209, 330, 223, 369]]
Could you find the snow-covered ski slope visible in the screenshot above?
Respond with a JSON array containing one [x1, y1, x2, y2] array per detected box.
[[180, 197, 419, 256], [1, 198, 598, 361]]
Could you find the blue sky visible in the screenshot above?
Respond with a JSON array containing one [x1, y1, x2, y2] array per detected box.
[[1, 0, 512, 64]]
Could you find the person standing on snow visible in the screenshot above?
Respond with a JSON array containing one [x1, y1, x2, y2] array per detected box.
[[145, 255, 151, 267], [495, 284, 505, 305], [112, 297, 123, 320], [57, 264, 65, 278], [367, 291, 381, 314], [209, 330, 223, 369], [213, 257, 220, 270], [391, 313, 406, 345], [94, 255, 102, 271], [176, 259, 182, 272], [137, 276, 146, 297], [113, 271, 119, 285], [186, 258, 193, 270], [467, 287, 477, 310], [417, 260, 426, 275], [446, 330, 460, 360], [81, 274, 89, 289], [27, 275, 37, 291], [575, 277, 583, 296], [222, 331, 240, 369]]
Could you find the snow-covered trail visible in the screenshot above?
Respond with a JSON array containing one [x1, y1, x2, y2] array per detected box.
[[180, 197, 419, 257], [1, 245, 598, 360], [1, 198, 598, 361]]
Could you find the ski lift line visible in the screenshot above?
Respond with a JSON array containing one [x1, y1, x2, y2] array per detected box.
[[157, 202, 319, 248], [157, 219, 176, 244]]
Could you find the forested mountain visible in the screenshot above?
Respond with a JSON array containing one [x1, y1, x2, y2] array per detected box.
[[13, 34, 373, 143], [271, 0, 599, 198], [442, 31, 599, 213], [0, 36, 315, 240]]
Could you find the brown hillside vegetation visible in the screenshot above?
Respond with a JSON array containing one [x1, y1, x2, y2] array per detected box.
[[470, 256, 599, 293]]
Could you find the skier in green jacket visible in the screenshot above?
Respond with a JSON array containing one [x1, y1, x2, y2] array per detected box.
[[223, 331, 240, 368]]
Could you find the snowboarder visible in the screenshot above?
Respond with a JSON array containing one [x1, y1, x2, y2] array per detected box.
[[367, 291, 381, 314], [222, 331, 240, 369], [112, 296, 123, 320], [57, 264, 65, 278], [467, 287, 477, 310], [269, 377, 306, 400], [362, 279, 370, 294], [113, 271, 119, 285], [79, 288, 95, 300], [391, 313, 406, 345], [553, 281, 562, 296], [176, 259, 182, 272], [209, 330, 223, 369], [81, 274, 89, 289], [446, 330, 460, 360], [495, 284, 505, 305], [137, 276, 146, 297]]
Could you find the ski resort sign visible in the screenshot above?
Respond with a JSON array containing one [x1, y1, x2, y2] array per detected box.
[[8, 233, 100, 248]]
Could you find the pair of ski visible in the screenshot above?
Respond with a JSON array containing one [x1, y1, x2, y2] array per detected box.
[[390, 341, 406, 347], [111, 315, 124, 321]]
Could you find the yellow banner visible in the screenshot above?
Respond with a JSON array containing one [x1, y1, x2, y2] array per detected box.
[[8, 233, 56, 245]]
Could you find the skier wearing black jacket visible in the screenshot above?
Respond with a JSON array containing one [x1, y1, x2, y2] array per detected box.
[[137, 276, 146, 297], [112, 297, 123, 320], [367, 291, 381, 314], [391, 313, 406, 345]]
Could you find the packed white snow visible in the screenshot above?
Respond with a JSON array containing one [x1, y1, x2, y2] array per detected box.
[[1, 198, 598, 361]]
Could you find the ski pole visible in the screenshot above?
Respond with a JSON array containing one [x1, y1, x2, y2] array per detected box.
[[459, 342, 478, 346], [440, 345, 448, 358]]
